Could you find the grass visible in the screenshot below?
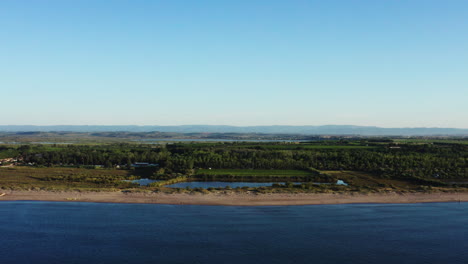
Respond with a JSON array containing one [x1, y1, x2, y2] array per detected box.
[[298, 145, 376, 149], [195, 169, 313, 177], [224, 144, 377, 150], [393, 139, 468, 145], [149, 176, 188, 187], [0, 149, 20, 159], [193, 169, 318, 183], [0, 166, 460, 193], [321, 170, 419, 188], [0, 166, 139, 190]]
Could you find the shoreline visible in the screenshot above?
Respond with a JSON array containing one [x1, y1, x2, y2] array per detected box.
[[1, 190, 468, 206]]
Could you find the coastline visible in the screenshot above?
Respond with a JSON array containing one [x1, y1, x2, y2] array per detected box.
[[1, 190, 468, 206]]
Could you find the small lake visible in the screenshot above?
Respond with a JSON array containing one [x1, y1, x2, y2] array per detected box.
[[165, 181, 298, 189], [123, 178, 160, 186], [166, 180, 348, 189]]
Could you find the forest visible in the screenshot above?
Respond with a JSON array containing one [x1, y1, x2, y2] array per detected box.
[[1, 138, 467, 192]]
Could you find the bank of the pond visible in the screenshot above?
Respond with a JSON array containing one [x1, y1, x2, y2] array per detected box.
[[1, 190, 468, 206]]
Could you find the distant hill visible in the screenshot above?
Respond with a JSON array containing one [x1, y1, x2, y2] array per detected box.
[[1, 125, 467, 136]]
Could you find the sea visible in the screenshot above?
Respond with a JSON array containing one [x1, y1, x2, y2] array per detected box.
[[0, 201, 466, 264]]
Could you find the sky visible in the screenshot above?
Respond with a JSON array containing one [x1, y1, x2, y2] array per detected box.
[[1, 0, 467, 128]]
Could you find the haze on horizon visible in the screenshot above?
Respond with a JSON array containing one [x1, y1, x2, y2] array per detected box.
[[1, 1, 467, 129]]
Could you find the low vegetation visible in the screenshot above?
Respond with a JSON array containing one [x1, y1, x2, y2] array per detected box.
[[0, 167, 137, 191]]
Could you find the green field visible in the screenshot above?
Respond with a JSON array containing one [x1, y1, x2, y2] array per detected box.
[[223, 144, 376, 150], [321, 170, 419, 188], [0, 149, 19, 159], [393, 139, 468, 145], [296, 145, 375, 149], [195, 169, 313, 177]]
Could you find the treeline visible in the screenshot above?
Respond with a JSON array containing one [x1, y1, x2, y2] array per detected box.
[[4, 142, 468, 179], [16, 144, 168, 168]]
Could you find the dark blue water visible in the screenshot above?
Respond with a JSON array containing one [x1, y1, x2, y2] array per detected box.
[[0, 202, 467, 264], [166, 181, 345, 189], [166, 181, 293, 188]]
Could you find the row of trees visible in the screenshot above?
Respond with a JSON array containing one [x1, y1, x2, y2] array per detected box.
[[8, 142, 468, 179]]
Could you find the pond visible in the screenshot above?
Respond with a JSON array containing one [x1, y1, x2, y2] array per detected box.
[[166, 180, 349, 189], [336, 180, 348, 186], [127, 179, 348, 188], [165, 181, 298, 189]]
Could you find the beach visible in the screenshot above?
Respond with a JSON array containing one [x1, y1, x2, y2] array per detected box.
[[1, 190, 467, 206]]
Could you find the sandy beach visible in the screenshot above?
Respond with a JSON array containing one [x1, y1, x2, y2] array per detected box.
[[1, 190, 467, 206]]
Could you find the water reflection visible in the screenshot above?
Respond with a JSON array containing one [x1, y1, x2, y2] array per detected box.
[[166, 181, 293, 189]]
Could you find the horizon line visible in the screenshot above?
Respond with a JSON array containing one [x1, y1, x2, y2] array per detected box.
[[1, 124, 468, 130]]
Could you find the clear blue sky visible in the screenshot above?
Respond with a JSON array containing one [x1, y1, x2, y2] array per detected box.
[[1, 0, 467, 128]]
